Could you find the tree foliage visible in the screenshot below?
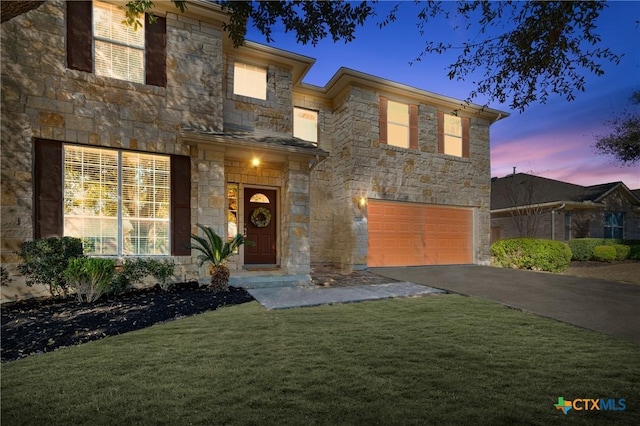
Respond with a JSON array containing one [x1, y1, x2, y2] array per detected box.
[[2, 0, 625, 112], [594, 91, 640, 165]]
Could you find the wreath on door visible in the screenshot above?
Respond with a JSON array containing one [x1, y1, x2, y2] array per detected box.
[[251, 207, 272, 228]]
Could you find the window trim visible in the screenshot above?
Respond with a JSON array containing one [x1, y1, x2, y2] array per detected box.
[[379, 97, 418, 150], [437, 111, 470, 158]]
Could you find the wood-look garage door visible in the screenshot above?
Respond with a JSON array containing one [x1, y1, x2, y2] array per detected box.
[[367, 200, 473, 267]]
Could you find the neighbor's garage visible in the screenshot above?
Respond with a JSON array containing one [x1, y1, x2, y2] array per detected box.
[[367, 200, 474, 267]]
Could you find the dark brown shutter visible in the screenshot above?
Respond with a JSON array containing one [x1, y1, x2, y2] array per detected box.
[[66, 1, 92, 73], [34, 139, 63, 238], [409, 104, 419, 150], [171, 155, 191, 255], [461, 117, 470, 158], [437, 111, 444, 154], [379, 96, 388, 145], [145, 14, 166, 87]]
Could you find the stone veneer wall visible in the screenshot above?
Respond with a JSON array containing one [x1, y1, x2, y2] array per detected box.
[[223, 55, 293, 133], [0, 1, 225, 300], [311, 86, 494, 269]]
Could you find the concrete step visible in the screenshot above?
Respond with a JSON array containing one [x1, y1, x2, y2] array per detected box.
[[228, 272, 312, 289]]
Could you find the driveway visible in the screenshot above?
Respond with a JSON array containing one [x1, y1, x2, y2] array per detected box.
[[372, 265, 640, 344]]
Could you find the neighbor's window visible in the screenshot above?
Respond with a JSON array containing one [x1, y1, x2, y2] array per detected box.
[[293, 107, 318, 143], [564, 211, 572, 241], [64, 145, 170, 256], [93, 0, 145, 84], [604, 212, 624, 239], [387, 100, 410, 148], [233, 62, 267, 100], [443, 114, 463, 157]]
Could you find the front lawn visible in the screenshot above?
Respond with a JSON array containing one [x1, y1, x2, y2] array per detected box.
[[2, 296, 639, 425]]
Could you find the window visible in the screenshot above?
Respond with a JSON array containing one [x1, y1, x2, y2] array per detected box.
[[437, 112, 470, 157], [564, 211, 572, 241], [66, 1, 166, 87], [293, 107, 318, 143], [234, 62, 267, 100], [64, 145, 170, 256], [604, 212, 624, 239], [378, 97, 418, 149], [93, 1, 145, 83], [443, 115, 462, 157]]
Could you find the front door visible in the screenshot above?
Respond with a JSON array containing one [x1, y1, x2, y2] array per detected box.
[[244, 188, 277, 265]]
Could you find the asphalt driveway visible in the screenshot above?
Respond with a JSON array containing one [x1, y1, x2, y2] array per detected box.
[[373, 265, 640, 344]]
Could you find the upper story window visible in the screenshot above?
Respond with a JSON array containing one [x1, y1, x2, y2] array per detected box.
[[293, 107, 318, 143], [443, 115, 462, 157], [379, 97, 418, 149], [438, 112, 470, 158], [66, 1, 166, 87], [234, 62, 267, 100], [93, 1, 145, 83]]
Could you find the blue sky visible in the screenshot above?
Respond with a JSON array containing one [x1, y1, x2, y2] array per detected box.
[[244, 1, 640, 189]]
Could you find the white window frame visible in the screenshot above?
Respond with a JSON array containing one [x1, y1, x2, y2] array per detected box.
[[63, 145, 171, 256], [93, 0, 145, 84], [293, 107, 318, 143], [233, 62, 267, 100], [386, 100, 410, 148], [443, 114, 463, 157]]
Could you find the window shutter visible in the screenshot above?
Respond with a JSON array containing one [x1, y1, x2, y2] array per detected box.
[[171, 155, 191, 255], [437, 111, 444, 153], [379, 97, 388, 145], [34, 139, 63, 238], [66, 1, 93, 73], [145, 14, 166, 87], [461, 117, 470, 158], [409, 104, 419, 150]]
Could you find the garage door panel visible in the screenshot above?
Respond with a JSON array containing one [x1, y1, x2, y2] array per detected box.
[[368, 200, 473, 267]]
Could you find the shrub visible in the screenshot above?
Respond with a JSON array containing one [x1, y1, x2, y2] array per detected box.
[[64, 258, 116, 303], [16, 237, 85, 298], [147, 259, 176, 291], [611, 244, 631, 261], [567, 238, 604, 261], [629, 245, 640, 260], [491, 238, 572, 273], [592, 246, 616, 263], [110, 258, 152, 294], [1, 266, 12, 286]]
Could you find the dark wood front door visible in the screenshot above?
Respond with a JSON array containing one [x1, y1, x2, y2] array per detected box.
[[244, 188, 277, 265]]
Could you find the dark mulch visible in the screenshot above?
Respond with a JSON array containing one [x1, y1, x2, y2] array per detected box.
[[1, 283, 254, 363]]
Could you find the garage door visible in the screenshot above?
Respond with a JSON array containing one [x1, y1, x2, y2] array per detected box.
[[367, 200, 473, 267]]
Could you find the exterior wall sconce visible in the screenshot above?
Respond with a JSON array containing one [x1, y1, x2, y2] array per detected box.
[[358, 196, 367, 210], [251, 158, 260, 167]]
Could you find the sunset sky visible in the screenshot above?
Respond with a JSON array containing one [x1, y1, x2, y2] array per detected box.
[[245, 1, 640, 189]]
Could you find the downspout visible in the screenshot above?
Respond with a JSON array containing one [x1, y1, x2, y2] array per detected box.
[[551, 203, 566, 240]]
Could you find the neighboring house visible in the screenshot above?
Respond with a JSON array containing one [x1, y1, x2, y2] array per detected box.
[[1, 0, 507, 301], [491, 173, 640, 243]]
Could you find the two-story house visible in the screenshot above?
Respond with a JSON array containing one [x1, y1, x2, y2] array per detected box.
[[1, 0, 507, 300]]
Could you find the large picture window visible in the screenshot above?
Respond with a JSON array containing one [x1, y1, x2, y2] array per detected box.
[[64, 145, 170, 255]]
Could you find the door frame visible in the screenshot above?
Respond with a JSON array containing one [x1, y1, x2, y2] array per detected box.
[[240, 184, 281, 268]]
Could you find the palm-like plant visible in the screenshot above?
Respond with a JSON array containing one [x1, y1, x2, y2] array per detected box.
[[188, 224, 248, 292]]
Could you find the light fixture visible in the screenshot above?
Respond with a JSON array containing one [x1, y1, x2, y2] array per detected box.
[[251, 158, 260, 167], [358, 196, 367, 210]]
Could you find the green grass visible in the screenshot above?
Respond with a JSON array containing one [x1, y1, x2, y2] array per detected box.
[[2, 295, 639, 425]]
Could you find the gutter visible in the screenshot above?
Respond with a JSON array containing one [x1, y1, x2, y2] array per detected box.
[[550, 203, 566, 240]]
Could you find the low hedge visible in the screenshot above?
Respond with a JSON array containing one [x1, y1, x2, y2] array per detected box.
[[592, 246, 616, 262], [567, 238, 624, 261], [611, 244, 631, 261], [629, 245, 640, 260], [491, 238, 572, 273]]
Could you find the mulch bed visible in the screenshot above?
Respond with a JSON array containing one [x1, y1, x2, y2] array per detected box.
[[1, 283, 253, 363]]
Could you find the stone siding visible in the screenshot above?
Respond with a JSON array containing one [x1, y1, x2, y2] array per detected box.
[[1, 1, 224, 299]]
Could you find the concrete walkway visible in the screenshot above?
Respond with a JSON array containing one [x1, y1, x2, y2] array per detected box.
[[248, 282, 445, 310], [373, 265, 640, 344]]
